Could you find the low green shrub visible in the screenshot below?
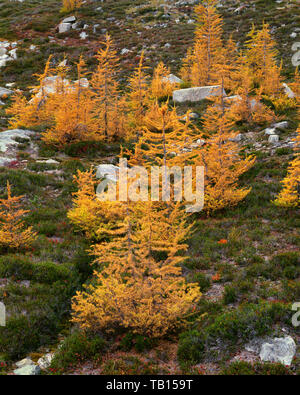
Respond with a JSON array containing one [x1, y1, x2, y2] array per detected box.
[[50, 331, 106, 372], [221, 361, 292, 375], [177, 330, 205, 365]]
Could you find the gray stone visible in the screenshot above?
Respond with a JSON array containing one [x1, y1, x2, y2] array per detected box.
[[259, 336, 296, 366], [173, 85, 226, 103], [229, 133, 243, 142], [80, 32, 88, 40], [96, 164, 118, 183], [121, 48, 130, 55], [58, 22, 71, 34], [273, 121, 289, 130], [264, 128, 277, 135], [163, 74, 183, 84], [16, 357, 34, 368], [283, 83, 295, 99], [268, 134, 279, 143], [0, 87, 13, 98], [62, 16, 76, 24], [37, 353, 54, 370], [0, 157, 17, 167], [14, 364, 40, 375], [0, 129, 34, 153]]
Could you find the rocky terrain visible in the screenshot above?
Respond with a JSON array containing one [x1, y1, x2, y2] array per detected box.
[[0, 0, 299, 375]]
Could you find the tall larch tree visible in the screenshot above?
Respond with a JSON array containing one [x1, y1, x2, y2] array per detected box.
[[245, 23, 282, 97], [71, 201, 200, 337], [91, 34, 125, 140], [150, 61, 175, 100], [181, 0, 224, 86], [126, 51, 149, 137], [0, 181, 37, 250]]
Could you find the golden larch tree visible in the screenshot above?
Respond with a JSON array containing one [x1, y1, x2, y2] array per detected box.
[[0, 181, 37, 250], [125, 51, 149, 137], [150, 61, 175, 100], [91, 34, 125, 140], [71, 201, 200, 337], [181, 0, 224, 86]]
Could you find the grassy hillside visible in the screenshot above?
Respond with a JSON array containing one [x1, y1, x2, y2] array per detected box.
[[0, 0, 299, 375]]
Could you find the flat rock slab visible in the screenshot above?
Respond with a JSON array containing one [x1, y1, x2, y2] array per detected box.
[[0, 86, 13, 98], [173, 85, 226, 103], [14, 365, 40, 375], [259, 336, 296, 366], [96, 164, 119, 183], [0, 129, 34, 153]]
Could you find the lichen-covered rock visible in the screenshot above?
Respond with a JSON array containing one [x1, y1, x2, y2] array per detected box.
[[14, 364, 41, 375], [37, 353, 54, 370], [173, 85, 226, 103], [259, 336, 296, 366]]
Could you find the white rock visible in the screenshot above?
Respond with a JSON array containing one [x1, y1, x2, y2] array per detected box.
[[283, 83, 295, 99], [264, 128, 277, 135], [260, 336, 296, 366], [229, 133, 243, 142], [173, 85, 226, 103], [36, 159, 59, 165], [0, 129, 34, 153], [180, 112, 199, 121], [224, 95, 242, 104], [96, 164, 118, 183], [80, 32, 88, 40], [290, 32, 297, 39], [16, 357, 34, 368], [0, 87, 13, 98], [273, 121, 289, 130], [268, 134, 279, 143], [163, 74, 183, 84], [14, 364, 40, 375], [121, 48, 130, 55], [58, 22, 71, 34], [196, 139, 205, 146], [0, 157, 17, 167], [62, 16, 76, 24], [37, 353, 54, 370], [9, 48, 17, 60]]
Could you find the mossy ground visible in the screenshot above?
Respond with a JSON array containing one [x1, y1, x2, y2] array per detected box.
[[0, 0, 299, 375]]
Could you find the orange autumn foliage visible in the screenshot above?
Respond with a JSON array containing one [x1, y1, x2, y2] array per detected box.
[[0, 181, 37, 249], [71, 202, 200, 337], [181, 0, 224, 86]]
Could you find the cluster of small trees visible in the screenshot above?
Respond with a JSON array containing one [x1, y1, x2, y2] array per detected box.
[[4, 0, 299, 337], [7, 37, 175, 146], [61, 0, 82, 13], [275, 72, 300, 207]]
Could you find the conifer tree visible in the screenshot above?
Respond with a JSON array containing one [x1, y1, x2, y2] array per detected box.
[[67, 168, 127, 240], [230, 55, 276, 125], [42, 56, 98, 146], [245, 23, 282, 97], [6, 56, 54, 129], [126, 51, 149, 137], [71, 201, 200, 337], [274, 102, 300, 208], [181, 0, 224, 86], [61, 0, 82, 12], [129, 101, 193, 169], [91, 34, 125, 140], [150, 61, 175, 100], [0, 181, 37, 250]]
